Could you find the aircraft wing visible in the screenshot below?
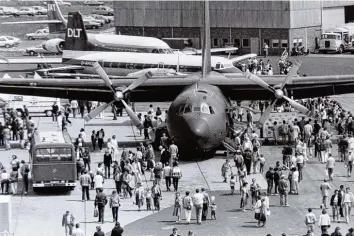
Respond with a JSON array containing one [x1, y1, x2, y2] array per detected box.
[[1, 74, 354, 102], [230, 54, 258, 64], [2, 20, 63, 25], [0, 57, 62, 64]]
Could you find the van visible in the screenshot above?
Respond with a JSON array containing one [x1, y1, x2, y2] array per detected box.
[[3, 94, 60, 117]]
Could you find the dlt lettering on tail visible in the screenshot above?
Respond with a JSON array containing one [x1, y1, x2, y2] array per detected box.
[[47, 4, 56, 12], [67, 28, 82, 38]]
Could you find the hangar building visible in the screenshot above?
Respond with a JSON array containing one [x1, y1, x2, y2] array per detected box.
[[113, 1, 354, 55]]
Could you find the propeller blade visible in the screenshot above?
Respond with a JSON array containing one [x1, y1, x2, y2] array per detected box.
[[121, 100, 143, 130], [280, 60, 302, 89], [93, 62, 116, 93], [245, 71, 275, 93], [283, 96, 311, 116], [257, 99, 278, 127], [122, 71, 153, 94], [84, 101, 113, 122]]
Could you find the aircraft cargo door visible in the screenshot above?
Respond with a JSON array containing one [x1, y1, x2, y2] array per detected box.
[[250, 38, 259, 55]]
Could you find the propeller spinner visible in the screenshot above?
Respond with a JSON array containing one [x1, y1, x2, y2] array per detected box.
[[84, 62, 152, 130], [245, 60, 311, 126]]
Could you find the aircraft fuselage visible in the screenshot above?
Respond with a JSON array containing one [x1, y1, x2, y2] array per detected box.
[[167, 81, 230, 154]]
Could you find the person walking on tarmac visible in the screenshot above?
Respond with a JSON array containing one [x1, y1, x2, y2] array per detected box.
[[19, 160, 30, 195], [94, 188, 108, 224]]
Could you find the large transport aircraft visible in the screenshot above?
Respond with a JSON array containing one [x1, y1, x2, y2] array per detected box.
[[2, 8, 354, 159]]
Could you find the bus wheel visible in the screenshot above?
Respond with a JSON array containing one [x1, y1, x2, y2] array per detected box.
[[45, 110, 52, 117]]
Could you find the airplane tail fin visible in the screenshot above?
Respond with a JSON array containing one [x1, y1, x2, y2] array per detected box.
[[201, 1, 211, 78], [47, 0, 67, 33]]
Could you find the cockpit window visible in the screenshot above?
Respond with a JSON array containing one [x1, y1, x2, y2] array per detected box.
[[193, 107, 201, 112], [209, 106, 215, 114], [176, 104, 185, 115], [184, 105, 192, 113], [201, 103, 210, 114]]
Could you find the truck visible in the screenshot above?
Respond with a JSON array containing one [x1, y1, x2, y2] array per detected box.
[[319, 24, 354, 54], [30, 131, 76, 192], [2, 94, 60, 117]]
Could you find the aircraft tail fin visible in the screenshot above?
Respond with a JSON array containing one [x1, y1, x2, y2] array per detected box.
[[47, 0, 67, 33], [201, 1, 211, 78], [64, 12, 93, 52]]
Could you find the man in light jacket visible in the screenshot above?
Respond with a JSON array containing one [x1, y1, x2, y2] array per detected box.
[[193, 188, 204, 224], [62, 210, 75, 236], [183, 191, 193, 224]]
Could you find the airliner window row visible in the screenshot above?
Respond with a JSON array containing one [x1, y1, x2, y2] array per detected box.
[[93, 45, 174, 54], [73, 60, 204, 72]]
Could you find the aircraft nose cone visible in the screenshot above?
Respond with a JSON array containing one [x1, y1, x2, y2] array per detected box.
[[187, 118, 210, 142]]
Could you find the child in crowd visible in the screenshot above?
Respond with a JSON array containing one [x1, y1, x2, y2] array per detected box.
[[210, 196, 217, 220], [145, 188, 152, 211], [173, 192, 182, 222], [259, 154, 266, 174], [230, 175, 236, 195]]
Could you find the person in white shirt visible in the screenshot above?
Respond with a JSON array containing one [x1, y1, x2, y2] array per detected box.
[[70, 100, 79, 118], [94, 171, 104, 194], [349, 134, 354, 151], [318, 209, 331, 234], [291, 124, 301, 143], [296, 153, 304, 181], [110, 135, 119, 162], [326, 154, 335, 181], [71, 223, 85, 236], [342, 187, 354, 223], [254, 196, 262, 227], [193, 189, 204, 224], [291, 167, 299, 195]]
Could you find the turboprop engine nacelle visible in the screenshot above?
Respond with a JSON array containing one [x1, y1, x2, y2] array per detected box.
[[42, 38, 65, 53]]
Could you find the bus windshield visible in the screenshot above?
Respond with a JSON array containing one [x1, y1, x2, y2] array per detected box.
[[321, 34, 337, 39], [34, 147, 73, 162]]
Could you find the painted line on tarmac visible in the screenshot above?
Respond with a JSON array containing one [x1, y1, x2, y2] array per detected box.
[[195, 161, 211, 190]]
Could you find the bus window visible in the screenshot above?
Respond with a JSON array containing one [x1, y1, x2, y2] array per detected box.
[[35, 148, 73, 162]]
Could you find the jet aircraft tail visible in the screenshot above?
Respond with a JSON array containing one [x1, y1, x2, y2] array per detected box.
[[62, 12, 93, 62], [47, 0, 67, 33]]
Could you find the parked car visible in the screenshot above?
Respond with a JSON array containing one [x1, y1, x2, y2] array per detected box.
[[4, 36, 20, 46], [90, 14, 110, 23], [31, 6, 47, 15], [84, 20, 101, 29], [92, 6, 114, 16], [43, 1, 71, 6], [17, 7, 36, 16], [0, 36, 15, 48], [26, 45, 55, 56], [84, 16, 104, 26], [84, 0, 104, 6], [0, 10, 3, 15], [0, 7, 19, 16], [26, 28, 49, 40]]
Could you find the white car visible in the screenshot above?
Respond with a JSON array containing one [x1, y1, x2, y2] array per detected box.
[[0, 36, 15, 48], [0, 7, 18, 16], [17, 7, 36, 16], [26, 45, 54, 56], [90, 14, 111, 23], [26, 28, 49, 40], [84, 0, 104, 6], [92, 6, 114, 16], [4, 36, 20, 46], [84, 16, 104, 26], [31, 6, 47, 15]]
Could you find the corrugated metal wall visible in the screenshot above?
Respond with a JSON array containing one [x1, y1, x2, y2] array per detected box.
[[322, 7, 345, 31]]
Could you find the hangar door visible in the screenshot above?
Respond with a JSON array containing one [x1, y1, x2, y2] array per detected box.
[[250, 38, 259, 55], [322, 7, 345, 31]]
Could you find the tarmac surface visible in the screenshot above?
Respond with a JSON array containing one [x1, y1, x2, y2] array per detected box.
[[1, 55, 354, 236]]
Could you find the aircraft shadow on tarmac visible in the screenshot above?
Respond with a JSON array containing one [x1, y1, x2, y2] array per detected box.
[[85, 120, 133, 127]]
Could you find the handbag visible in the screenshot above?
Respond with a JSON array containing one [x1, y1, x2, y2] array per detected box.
[[94, 208, 98, 217]]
